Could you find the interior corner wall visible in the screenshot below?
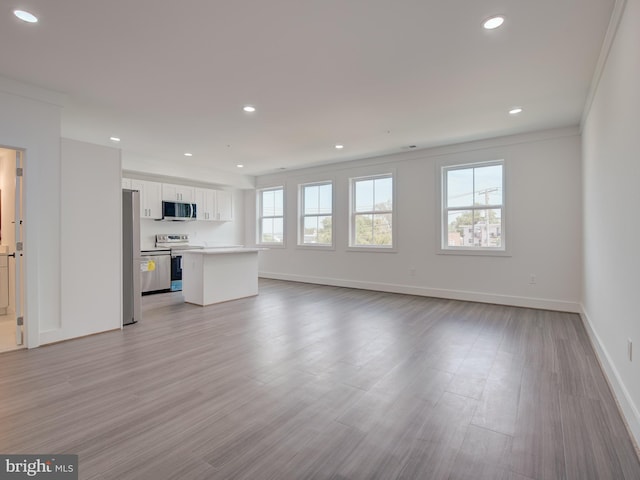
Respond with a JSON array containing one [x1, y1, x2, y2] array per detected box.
[[250, 127, 582, 312], [54, 138, 121, 344], [581, 0, 640, 445], [0, 83, 63, 348]]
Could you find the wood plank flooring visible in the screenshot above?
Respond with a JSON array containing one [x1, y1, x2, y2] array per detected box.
[[0, 279, 638, 479]]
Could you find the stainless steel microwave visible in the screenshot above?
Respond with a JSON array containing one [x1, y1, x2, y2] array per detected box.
[[161, 201, 197, 221]]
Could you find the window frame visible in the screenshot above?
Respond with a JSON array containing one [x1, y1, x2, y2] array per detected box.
[[348, 172, 396, 252], [298, 180, 335, 249], [439, 159, 508, 256], [256, 185, 285, 247]]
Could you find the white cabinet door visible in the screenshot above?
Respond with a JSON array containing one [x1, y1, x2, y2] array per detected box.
[[215, 190, 233, 221], [162, 184, 195, 203], [195, 188, 216, 221], [131, 179, 162, 219]]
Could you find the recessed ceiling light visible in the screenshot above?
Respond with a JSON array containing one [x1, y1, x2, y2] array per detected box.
[[335, 144, 344, 149], [14, 10, 38, 23], [243, 105, 256, 113], [509, 107, 523, 115], [109, 136, 121, 142], [236, 164, 244, 168], [483, 15, 504, 30], [184, 152, 193, 157]]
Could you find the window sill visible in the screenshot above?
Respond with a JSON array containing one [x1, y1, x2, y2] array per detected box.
[[296, 244, 335, 251], [257, 243, 286, 249], [347, 246, 397, 253], [438, 247, 511, 257]]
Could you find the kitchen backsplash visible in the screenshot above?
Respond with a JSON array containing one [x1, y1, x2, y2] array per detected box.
[[139, 195, 244, 249]]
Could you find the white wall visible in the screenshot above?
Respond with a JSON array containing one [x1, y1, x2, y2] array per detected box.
[[249, 127, 582, 312], [0, 77, 65, 348], [581, 0, 640, 445], [54, 138, 122, 343], [122, 150, 254, 190]]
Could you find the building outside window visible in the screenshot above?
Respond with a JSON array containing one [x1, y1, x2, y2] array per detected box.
[[299, 181, 333, 246], [257, 186, 284, 245], [350, 174, 393, 248], [442, 161, 504, 252]]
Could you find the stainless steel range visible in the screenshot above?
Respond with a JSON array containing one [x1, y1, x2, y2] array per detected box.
[[155, 234, 203, 291]]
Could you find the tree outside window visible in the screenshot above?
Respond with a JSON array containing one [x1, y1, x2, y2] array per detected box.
[[351, 174, 393, 248], [300, 182, 333, 246]]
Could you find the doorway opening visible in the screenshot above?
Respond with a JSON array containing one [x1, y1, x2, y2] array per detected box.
[[0, 147, 25, 353]]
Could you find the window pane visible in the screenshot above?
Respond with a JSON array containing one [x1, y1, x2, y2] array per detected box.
[[354, 213, 374, 244], [318, 184, 332, 214], [447, 208, 502, 247], [261, 218, 283, 243], [261, 218, 273, 243], [372, 213, 392, 245], [273, 189, 284, 216], [304, 185, 318, 215], [474, 165, 502, 205], [374, 177, 393, 211], [447, 210, 472, 247], [272, 217, 283, 242], [262, 190, 275, 216], [316, 216, 332, 244], [303, 216, 332, 244], [447, 168, 473, 208], [473, 208, 502, 247], [355, 179, 374, 212]]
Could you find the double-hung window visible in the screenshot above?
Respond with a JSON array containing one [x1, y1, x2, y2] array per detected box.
[[350, 174, 394, 248], [441, 161, 505, 252], [299, 181, 333, 246], [257, 186, 284, 245]]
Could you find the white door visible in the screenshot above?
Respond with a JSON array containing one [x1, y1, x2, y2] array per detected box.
[[14, 150, 24, 345]]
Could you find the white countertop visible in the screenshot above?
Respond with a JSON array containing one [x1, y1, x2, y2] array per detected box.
[[182, 247, 263, 255]]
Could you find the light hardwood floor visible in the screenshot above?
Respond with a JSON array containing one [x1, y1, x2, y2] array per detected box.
[[0, 279, 639, 479]]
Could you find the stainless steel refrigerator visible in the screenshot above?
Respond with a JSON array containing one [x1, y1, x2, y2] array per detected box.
[[122, 189, 141, 325]]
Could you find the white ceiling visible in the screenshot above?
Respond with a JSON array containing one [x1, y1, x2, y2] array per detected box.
[[0, 0, 614, 176]]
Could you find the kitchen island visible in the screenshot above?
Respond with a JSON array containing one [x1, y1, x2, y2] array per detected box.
[[181, 248, 262, 306]]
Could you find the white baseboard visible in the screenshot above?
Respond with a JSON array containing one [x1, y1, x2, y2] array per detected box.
[[580, 305, 640, 451], [258, 272, 581, 313]]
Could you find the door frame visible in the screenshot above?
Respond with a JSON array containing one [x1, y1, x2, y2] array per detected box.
[[0, 144, 29, 348]]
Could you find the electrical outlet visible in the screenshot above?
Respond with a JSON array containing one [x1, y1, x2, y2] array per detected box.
[[529, 274, 536, 284], [628, 339, 633, 362]]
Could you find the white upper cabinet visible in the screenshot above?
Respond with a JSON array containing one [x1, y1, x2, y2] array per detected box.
[[195, 188, 216, 221], [195, 188, 233, 221], [162, 183, 195, 203], [215, 189, 233, 221], [123, 178, 231, 222], [130, 179, 162, 219]]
